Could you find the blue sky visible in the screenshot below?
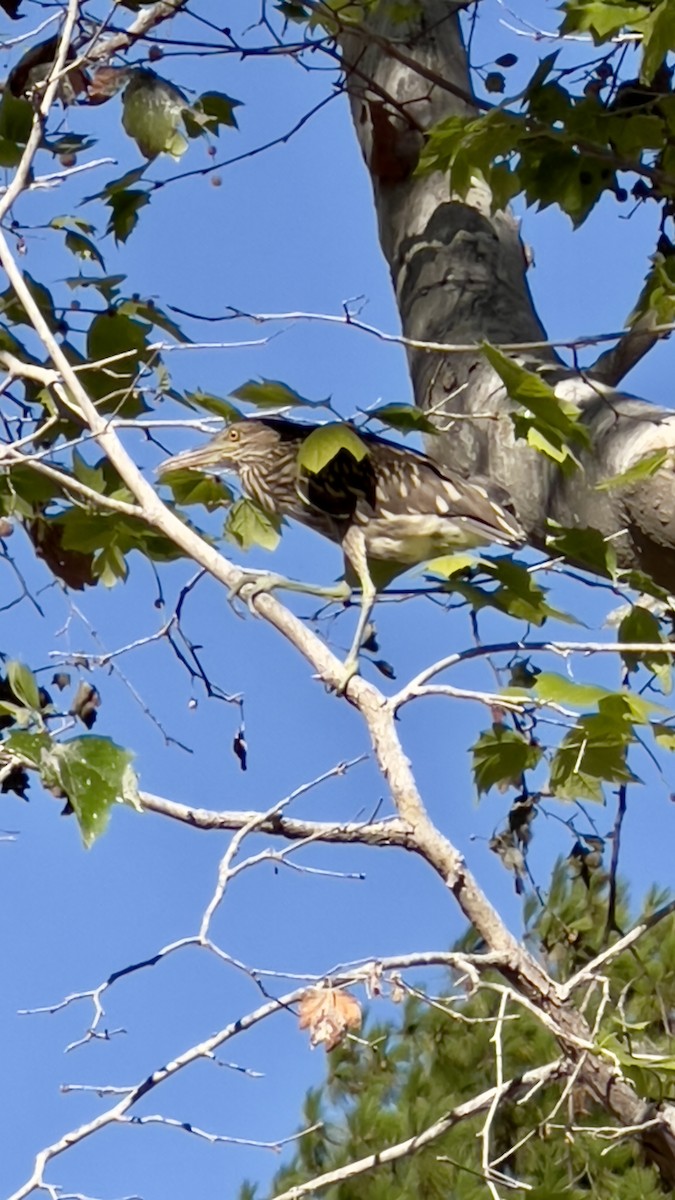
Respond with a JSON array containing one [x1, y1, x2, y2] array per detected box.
[[1, 3, 674, 1199]]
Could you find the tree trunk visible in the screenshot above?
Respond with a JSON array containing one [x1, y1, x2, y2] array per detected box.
[[341, 2, 675, 1184], [341, 1, 675, 593]]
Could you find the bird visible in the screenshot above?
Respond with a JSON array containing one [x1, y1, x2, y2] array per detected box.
[[158, 416, 525, 685]]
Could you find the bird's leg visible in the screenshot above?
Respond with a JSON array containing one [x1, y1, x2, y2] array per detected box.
[[337, 528, 377, 691], [230, 567, 351, 614]]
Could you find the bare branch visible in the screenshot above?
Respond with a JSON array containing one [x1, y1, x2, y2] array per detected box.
[[268, 1061, 566, 1200], [591, 313, 662, 387]]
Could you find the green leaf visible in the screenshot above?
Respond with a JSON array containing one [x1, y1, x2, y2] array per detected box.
[[5, 729, 52, 766], [42, 736, 139, 848], [226, 498, 282, 551], [64, 230, 105, 270], [483, 344, 589, 462], [652, 722, 675, 750], [64, 274, 126, 300], [424, 552, 480, 578], [472, 725, 542, 795], [531, 671, 665, 723], [370, 404, 438, 434], [485, 557, 577, 626], [117, 298, 187, 342], [546, 523, 618, 578], [72, 450, 106, 494], [549, 715, 638, 802], [105, 188, 151, 243], [183, 390, 242, 421], [606, 113, 664, 158], [0, 137, 23, 166], [561, 1, 648, 42], [533, 672, 612, 709], [632, 250, 675, 325], [640, 0, 675, 83], [0, 272, 59, 331], [164, 468, 233, 511], [95, 541, 129, 587], [188, 90, 242, 135], [231, 378, 314, 409], [433, 556, 578, 626], [100, 166, 149, 197], [298, 424, 368, 474], [0, 90, 32, 143], [7, 661, 41, 711], [596, 449, 668, 491], [45, 132, 97, 156], [619, 604, 671, 694], [122, 70, 189, 160], [86, 310, 152, 386], [275, 1, 310, 20], [0, 701, 31, 726]]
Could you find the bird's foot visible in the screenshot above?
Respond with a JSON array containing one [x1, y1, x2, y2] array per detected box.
[[230, 570, 353, 615], [229, 568, 288, 614], [329, 653, 360, 696]]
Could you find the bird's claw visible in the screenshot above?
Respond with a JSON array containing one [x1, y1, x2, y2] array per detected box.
[[329, 655, 360, 696], [228, 569, 286, 615]]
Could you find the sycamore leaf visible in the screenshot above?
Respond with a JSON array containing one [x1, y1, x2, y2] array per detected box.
[[533, 672, 611, 709], [298, 987, 362, 1051], [226, 498, 281, 551], [530, 671, 666, 722], [0, 272, 59, 331], [0, 90, 32, 144], [72, 450, 106, 494], [546, 523, 618, 578], [298, 425, 368, 474], [653, 722, 675, 751], [64, 274, 126, 300], [549, 713, 639, 802], [596, 450, 668, 491], [43, 736, 139, 848], [640, 0, 675, 84], [122, 70, 189, 160], [483, 344, 589, 456], [118, 298, 188, 342], [183, 390, 242, 422], [231, 378, 314, 409], [619, 604, 672, 694], [424, 553, 480, 578], [370, 404, 438, 434], [164, 468, 233, 511], [560, 1, 648, 42], [86, 310, 151, 384], [105, 188, 151, 243], [185, 90, 242, 136], [5, 729, 52, 766], [472, 725, 542, 795], [7, 661, 41, 711]]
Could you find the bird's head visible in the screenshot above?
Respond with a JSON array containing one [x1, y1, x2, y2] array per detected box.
[[158, 419, 287, 478]]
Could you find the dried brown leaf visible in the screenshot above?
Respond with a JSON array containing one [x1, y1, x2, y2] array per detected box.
[[298, 986, 362, 1051]]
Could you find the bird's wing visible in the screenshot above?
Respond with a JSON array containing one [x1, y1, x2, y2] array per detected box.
[[362, 441, 524, 544]]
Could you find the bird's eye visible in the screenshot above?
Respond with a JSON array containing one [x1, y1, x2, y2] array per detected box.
[[228, 428, 240, 442]]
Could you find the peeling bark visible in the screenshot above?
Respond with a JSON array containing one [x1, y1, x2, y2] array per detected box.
[[341, 1, 675, 592]]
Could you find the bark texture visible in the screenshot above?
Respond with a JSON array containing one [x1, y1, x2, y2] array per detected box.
[[341, 1, 675, 591]]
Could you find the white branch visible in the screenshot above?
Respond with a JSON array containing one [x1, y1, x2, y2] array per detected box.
[[268, 1061, 565, 1200]]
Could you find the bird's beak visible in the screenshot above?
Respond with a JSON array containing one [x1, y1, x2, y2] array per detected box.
[[157, 443, 225, 477]]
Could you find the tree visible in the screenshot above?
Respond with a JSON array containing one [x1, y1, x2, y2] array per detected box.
[[3, 2, 675, 1199]]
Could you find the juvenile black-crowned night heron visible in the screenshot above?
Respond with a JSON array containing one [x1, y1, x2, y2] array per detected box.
[[159, 417, 524, 684]]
